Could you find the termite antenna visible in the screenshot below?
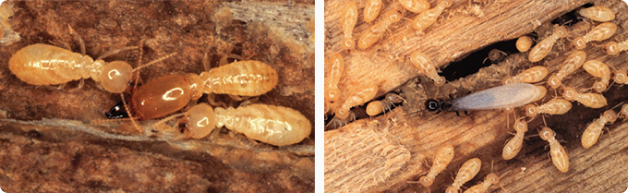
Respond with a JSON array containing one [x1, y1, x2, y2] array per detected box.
[[132, 52, 177, 72], [67, 25, 85, 55], [96, 46, 140, 60], [120, 93, 142, 133]]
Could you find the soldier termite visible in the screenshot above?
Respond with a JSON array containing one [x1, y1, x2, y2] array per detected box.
[[365, 93, 405, 116], [357, 8, 403, 49], [463, 173, 500, 193], [604, 40, 628, 56], [399, 0, 430, 13], [416, 144, 454, 188], [410, 51, 446, 86], [341, 1, 358, 50], [561, 86, 607, 109], [539, 126, 569, 173], [523, 98, 572, 118], [335, 84, 378, 120], [325, 52, 345, 113], [411, 0, 452, 32], [581, 109, 617, 149], [516, 36, 533, 52], [579, 5, 615, 22], [502, 66, 549, 85], [364, 0, 383, 23], [426, 83, 546, 113], [446, 158, 482, 193], [547, 51, 587, 89], [528, 25, 568, 62], [582, 59, 611, 93], [573, 22, 617, 50], [502, 118, 528, 160]]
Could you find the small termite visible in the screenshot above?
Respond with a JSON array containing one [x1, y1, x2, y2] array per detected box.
[[364, 0, 383, 23], [399, 0, 430, 13], [613, 69, 627, 84], [341, 1, 358, 50], [366, 93, 405, 116], [539, 126, 569, 173], [516, 36, 533, 52], [547, 51, 587, 89], [215, 104, 312, 146], [528, 25, 568, 62], [502, 66, 548, 85], [603, 40, 628, 56], [524, 98, 572, 118], [462, 173, 500, 193], [487, 49, 507, 63], [410, 51, 446, 86], [426, 83, 546, 112], [581, 109, 617, 149], [418, 144, 454, 187], [573, 22, 617, 50], [446, 158, 482, 193], [411, 0, 452, 32], [579, 5, 615, 22], [325, 52, 345, 112], [502, 118, 528, 160], [583, 59, 611, 92], [357, 8, 403, 49], [154, 103, 217, 140], [561, 86, 607, 109], [335, 84, 378, 120]]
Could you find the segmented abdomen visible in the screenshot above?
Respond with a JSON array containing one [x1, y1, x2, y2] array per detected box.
[[205, 60, 278, 96], [8, 44, 92, 85]]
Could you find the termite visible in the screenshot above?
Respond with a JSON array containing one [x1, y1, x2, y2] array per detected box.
[[539, 126, 569, 173], [418, 144, 455, 187], [214, 104, 312, 146], [154, 103, 217, 140], [620, 104, 628, 119], [502, 118, 528, 160], [573, 22, 617, 50], [603, 40, 628, 56], [516, 36, 533, 53], [410, 51, 446, 86], [486, 49, 507, 64], [325, 52, 345, 112], [582, 59, 611, 93], [411, 0, 452, 32], [364, 0, 383, 23], [579, 5, 615, 22], [463, 173, 500, 193], [399, 0, 430, 13], [426, 83, 546, 113], [613, 69, 627, 84], [523, 98, 572, 118], [335, 84, 378, 120], [341, 1, 358, 50], [446, 158, 482, 193], [528, 25, 568, 62], [366, 93, 405, 116], [547, 51, 587, 89], [561, 86, 607, 109], [581, 109, 617, 149], [502, 66, 548, 85], [357, 8, 403, 49]]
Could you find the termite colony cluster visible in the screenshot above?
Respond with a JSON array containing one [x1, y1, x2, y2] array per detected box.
[[326, 0, 627, 191]]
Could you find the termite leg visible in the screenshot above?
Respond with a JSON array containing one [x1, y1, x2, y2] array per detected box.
[[67, 25, 85, 55], [120, 93, 142, 133]]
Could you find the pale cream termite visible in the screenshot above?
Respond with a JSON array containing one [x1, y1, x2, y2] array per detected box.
[[528, 25, 568, 62], [516, 36, 533, 53], [581, 109, 617, 149], [411, 0, 452, 32], [524, 98, 572, 118], [562, 86, 607, 109], [214, 104, 312, 146], [446, 158, 482, 193], [547, 51, 587, 89], [410, 51, 446, 86], [579, 5, 615, 22], [399, 0, 430, 13], [335, 84, 378, 120], [154, 103, 218, 140], [502, 66, 548, 85], [325, 52, 345, 112], [341, 1, 358, 50], [418, 144, 454, 188], [357, 8, 402, 49], [573, 22, 617, 50], [462, 173, 500, 193], [502, 118, 528, 160], [364, 0, 383, 23], [582, 59, 611, 93], [365, 93, 405, 116], [539, 126, 569, 173], [604, 40, 628, 56]]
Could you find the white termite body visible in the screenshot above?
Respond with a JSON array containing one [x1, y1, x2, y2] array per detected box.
[[447, 83, 545, 111]]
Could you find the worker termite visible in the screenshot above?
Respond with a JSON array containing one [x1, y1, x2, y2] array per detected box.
[[325, 52, 345, 112], [357, 8, 403, 49], [582, 59, 611, 93], [364, 0, 383, 23], [561, 86, 607, 109], [399, 0, 430, 13], [573, 22, 617, 50], [410, 51, 446, 86], [341, 1, 358, 50], [417, 144, 454, 188], [502, 66, 549, 85], [335, 84, 378, 120], [579, 5, 615, 22], [603, 40, 628, 56], [365, 93, 405, 116], [411, 0, 452, 32], [581, 109, 617, 149], [502, 118, 528, 160], [547, 51, 587, 89], [528, 25, 568, 62], [516, 36, 533, 52], [426, 83, 546, 113], [539, 126, 569, 173], [463, 173, 500, 193], [446, 158, 482, 193], [523, 98, 572, 118], [486, 49, 507, 64]]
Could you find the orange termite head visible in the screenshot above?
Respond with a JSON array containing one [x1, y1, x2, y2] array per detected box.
[[486, 173, 500, 184], [593, 82, 607, 93], [439, 0, 453, 8], [445, 186, 458, 193], [366, 100, 384, 116], [99, 61, 134, 93], [342, 37, 355, 50], [514, 118, 528, 133], [326, 87, 341, 105], [613, 70, 627, 84], [434, 76, 446, 86], [554, 25, 568, 38], [524, 104, 537, 118], [547, 75, 562, 89], [573, 37, 586, 50], [604, 41, 619, 55], [182, 103, 217, 139], [335, 108, 351, 120], [604, 110, 618, 123], [561, 87, 577, 101], [418, 176, 433, 187], [539, 127, 555, 141]]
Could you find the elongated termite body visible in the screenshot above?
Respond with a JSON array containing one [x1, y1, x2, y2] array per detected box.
[[399, 0, 430, 13], [357, 8, 402, 49], [539, 127, 569, 173], [326, 52, 345, 112], [579, 6, 615, 22], [418, 144, 454, 187], [562, 87, 607, 108], [200, 60, 278, 96], [215, 104, 311, 146], [524, 98, 572, 118], [446, 158, 482, 193], [547, 51, 587, 89], [341, 2, 358, 50], [463, 173, 499, 193], [516, 36, 533, 52], [502, 118, 528, 160], [411, 0, 452, 32], [410, 51, 446, 86], [573, 22, 617, 50], [428, 83, 546, 112], [613, 69, 627, 84], [528, 26, 568, 62], [364, 0, 383, 23], [604, 40, 628, 56], [502, 66, 548, 85], [335, 84, 378, 120], [582, 109, 617, 149], [583, 59, 611, 92]]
